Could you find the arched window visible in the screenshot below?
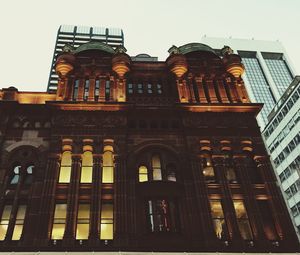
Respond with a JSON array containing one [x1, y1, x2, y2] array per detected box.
[[10, 165, 21, 184], [152, 154, 162, 181], [24, 165, 34, 184], [166, 164, 176, 182], [59, 151, 72, 183], [102, 146, 114, 183], [81, 151, 93, 183], [139, 166, 148, 182]]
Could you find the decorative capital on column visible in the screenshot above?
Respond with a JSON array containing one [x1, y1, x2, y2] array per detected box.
[[112, 46, 131, 79]]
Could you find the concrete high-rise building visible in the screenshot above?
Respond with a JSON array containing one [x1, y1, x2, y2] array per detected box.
[[263, 76, 300, 238], [47, 25, 124, 92], [201, 37, 295, 129]]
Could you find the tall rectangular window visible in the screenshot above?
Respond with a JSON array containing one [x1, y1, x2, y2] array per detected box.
[[0, 205, 12, 240], [210, 200, 227, 240], [233, 200, 253, 240], [102, 146, 114, 183], [51, 204, 67, 240], [76, 204, 90, 240], [84, 79, 90, 101], [257, 200, 278, 240], [81, 151, 93, 183], [100, 204, 113, 240], [59, 151, 72, 183], [12, 205, 27, 240]]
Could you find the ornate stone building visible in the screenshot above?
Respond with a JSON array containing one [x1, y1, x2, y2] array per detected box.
[[0, 41, 298, 253]]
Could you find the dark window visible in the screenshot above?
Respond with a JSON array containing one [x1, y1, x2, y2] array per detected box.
[[73, 80, 79, 101], [84, 79, 89, 101], [147, 199, 179, 233], [105, 80, 110, 100], [95, 79, 100, 101]]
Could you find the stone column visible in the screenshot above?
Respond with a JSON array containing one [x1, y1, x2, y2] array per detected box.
[[205, 77, 218, 103], [77, 79, 84, 101], [99, 78, 106, 102], [212, 156, 243, 246], [225, 77, 239, 103], [36, 153, 60, 245], [233, 155, 268, 248], [190, 156, 218, 249], [88, 77, 96, 102], [195, 76, 208, 103], [187, 75, 196, 103], [89, 154, 102, 244], [216, 79, 230, 103], [63, 154, 81, 244]]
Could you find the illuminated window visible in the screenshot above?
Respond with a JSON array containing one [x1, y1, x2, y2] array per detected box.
[[233, 200, 253, 240], [0, 205, 12, 240], [10, 166, 21, 184], [24, 165, 34, 184], [51, 204, 67, 240], [100, 204, 113, 240], [152, 155, 162, 181], [225, 156, 238, 183], [202, 155, 216, 183], [76, 204, 90, 240], [81, 151, 93, 183], [157, 84, 162, 94], [257, 200, 278, 240], [147, 199, 179, 233], [12, 205, 27, 240], [59, 151, 72, 183], [210, 200, 227, 240], [102, 146, 114, 183], [139, 166, 148, 182]]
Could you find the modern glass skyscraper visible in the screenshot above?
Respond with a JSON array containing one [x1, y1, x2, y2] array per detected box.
[[47, 25, 124, 92], [201, 37, 295, 129], [263, 76, 300, 238]]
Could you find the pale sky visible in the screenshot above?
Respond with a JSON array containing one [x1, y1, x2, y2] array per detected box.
[[0, 0, 299, 91]]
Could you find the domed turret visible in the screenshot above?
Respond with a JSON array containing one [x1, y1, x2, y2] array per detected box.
[[166, 46, 188, 78], [221, 46, 245, 78], [112, 46, 130, 78], [55, 53, 76, 77]]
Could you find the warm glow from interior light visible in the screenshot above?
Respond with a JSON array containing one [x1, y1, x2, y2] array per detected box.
[[12, 205, 26, 240], [102, 150, 114, 183], [81, 151, 93, 183], [51, 204, 67, 240], [0, 205, 12, 240], [76, 204, 90, 240], [112, 63, 129, 78], [59, 151, 72, 183], [139, 166, 148, 182], [100, 204, 113, 240]]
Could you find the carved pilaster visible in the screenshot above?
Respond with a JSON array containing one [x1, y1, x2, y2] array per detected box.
[[195, 76, 208, 103], [212, 156, 242, 244], [63, 154, 81, 244], [88, 78, 96, 102], [205, 77, 218, 103], [216, 79, 230, 103]]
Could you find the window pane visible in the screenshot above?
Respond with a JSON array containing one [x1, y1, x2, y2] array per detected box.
[[152, 155, 161, 168], [139, 166, 148, 182], [12, 225, 24, 240], [102, 166, 114, 183], [59, 166, 71, 183], [51, 204, 67, 240], [100, 204, 113, 240], [210, 201, 227, 240], [76, 204, 90, 240], [0, 205, 12, 240], [59, 151, 72, 183], [153, 168, 162, 181], [233, 201, 253, 240]]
